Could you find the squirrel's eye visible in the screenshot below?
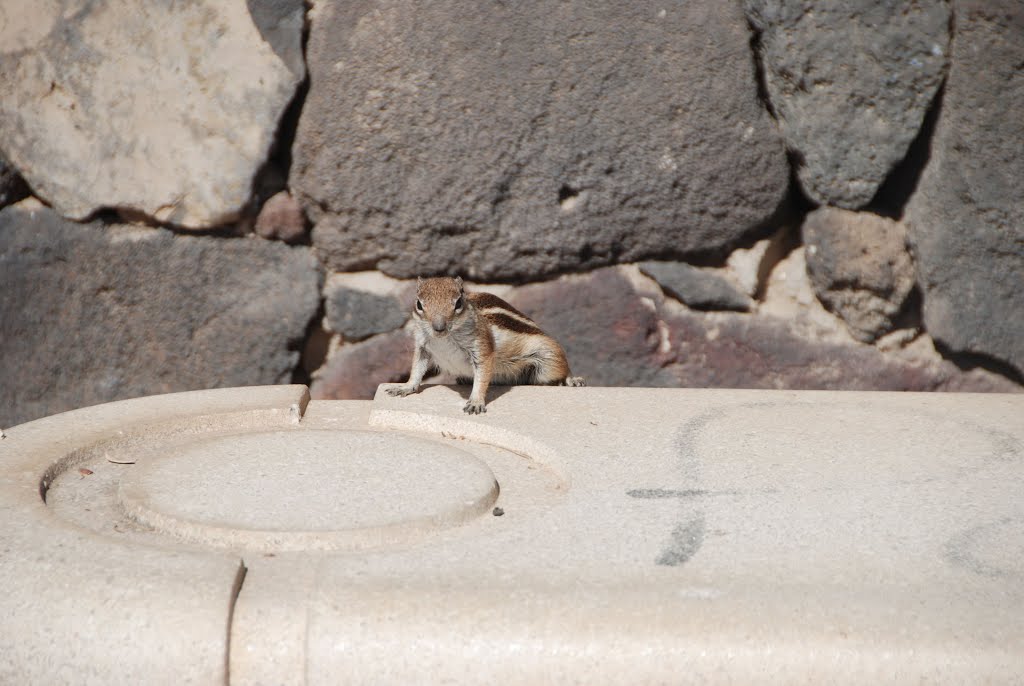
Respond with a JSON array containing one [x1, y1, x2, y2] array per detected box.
[[454, 295, 464, 311], [415, 299, 424, 312]]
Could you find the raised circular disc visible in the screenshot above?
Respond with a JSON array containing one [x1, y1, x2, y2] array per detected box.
[[117, 430, 499, 552]]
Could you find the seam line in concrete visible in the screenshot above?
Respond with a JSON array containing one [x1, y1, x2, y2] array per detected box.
[[226, 559, 248, 686]]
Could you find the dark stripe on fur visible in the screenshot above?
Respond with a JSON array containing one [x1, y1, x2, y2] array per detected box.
[[470, 293, 532, 320], [493, 364, 540, 385], [486, 312, 545, 336]]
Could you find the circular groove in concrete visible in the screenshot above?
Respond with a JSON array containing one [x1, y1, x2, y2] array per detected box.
[[117, 429, 499, 551]]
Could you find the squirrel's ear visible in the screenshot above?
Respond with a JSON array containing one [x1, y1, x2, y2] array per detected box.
[[454, 275, 464, 290]]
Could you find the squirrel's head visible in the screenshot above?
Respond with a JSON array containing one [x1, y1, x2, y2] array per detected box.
[[413, 276, 467, 336]]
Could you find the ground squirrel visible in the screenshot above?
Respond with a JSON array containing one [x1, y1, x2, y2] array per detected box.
[[387, 276, 584, 414]]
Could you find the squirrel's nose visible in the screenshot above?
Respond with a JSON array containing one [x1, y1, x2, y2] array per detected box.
[[432, 317, 446, 333]]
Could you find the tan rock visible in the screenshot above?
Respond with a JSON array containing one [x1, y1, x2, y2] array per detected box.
[[0, 1, 300, 227], [802, 207, 916, 342]]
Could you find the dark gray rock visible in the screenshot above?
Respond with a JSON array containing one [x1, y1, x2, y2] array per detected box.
[[247, 0, 307, 78], [639, 261, 752, 312], [746, 0, 949, 208], [323, 284, 408, 342], [0, 155, 28, 209], [802, 207, 915, 342], [295, 0, 788, 280], [906, 1, 1024, 375], [0, 206, 321, 427]]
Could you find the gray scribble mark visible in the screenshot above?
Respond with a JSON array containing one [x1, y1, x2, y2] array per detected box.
[[651, 402, 777, 569], [627, 488, 708, 499], [627, 488, 752, 499], [656, 515, 706, 567], [991, 433, 1022, 463], [943, 517, 1022, 579]]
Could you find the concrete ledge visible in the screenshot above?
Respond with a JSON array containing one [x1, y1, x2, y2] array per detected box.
[[1, 384, 1021, 683], [0, 385, 309, 685]]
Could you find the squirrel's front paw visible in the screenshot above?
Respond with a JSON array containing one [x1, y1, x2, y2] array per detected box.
[[463, 399, 487, 414], [386, 385, 415, 397]]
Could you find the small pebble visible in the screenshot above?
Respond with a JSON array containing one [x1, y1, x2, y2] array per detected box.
[[492, 507, 504, 517]]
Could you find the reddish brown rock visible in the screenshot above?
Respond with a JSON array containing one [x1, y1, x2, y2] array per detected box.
[[507, 270, 677, 387], [658, 309, 1018, 392], [308, 267, 1020, 400], [508, 268, 1020, 393], [310, 330, 414, 400], [254, 191, 307, 244]]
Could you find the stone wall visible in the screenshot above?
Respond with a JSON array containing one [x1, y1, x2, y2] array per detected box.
[[2, 0, 1021, 427]]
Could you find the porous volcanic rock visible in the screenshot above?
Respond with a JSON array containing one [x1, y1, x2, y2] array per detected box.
[[0, 205, 321, 427], [906, 1, 1024, 375], [746, 0, 949, 207], [0, 0, 302, 227], [295, 0, 788, 280], [802, 207, 915, 342], [639, 261, 753, 312]]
